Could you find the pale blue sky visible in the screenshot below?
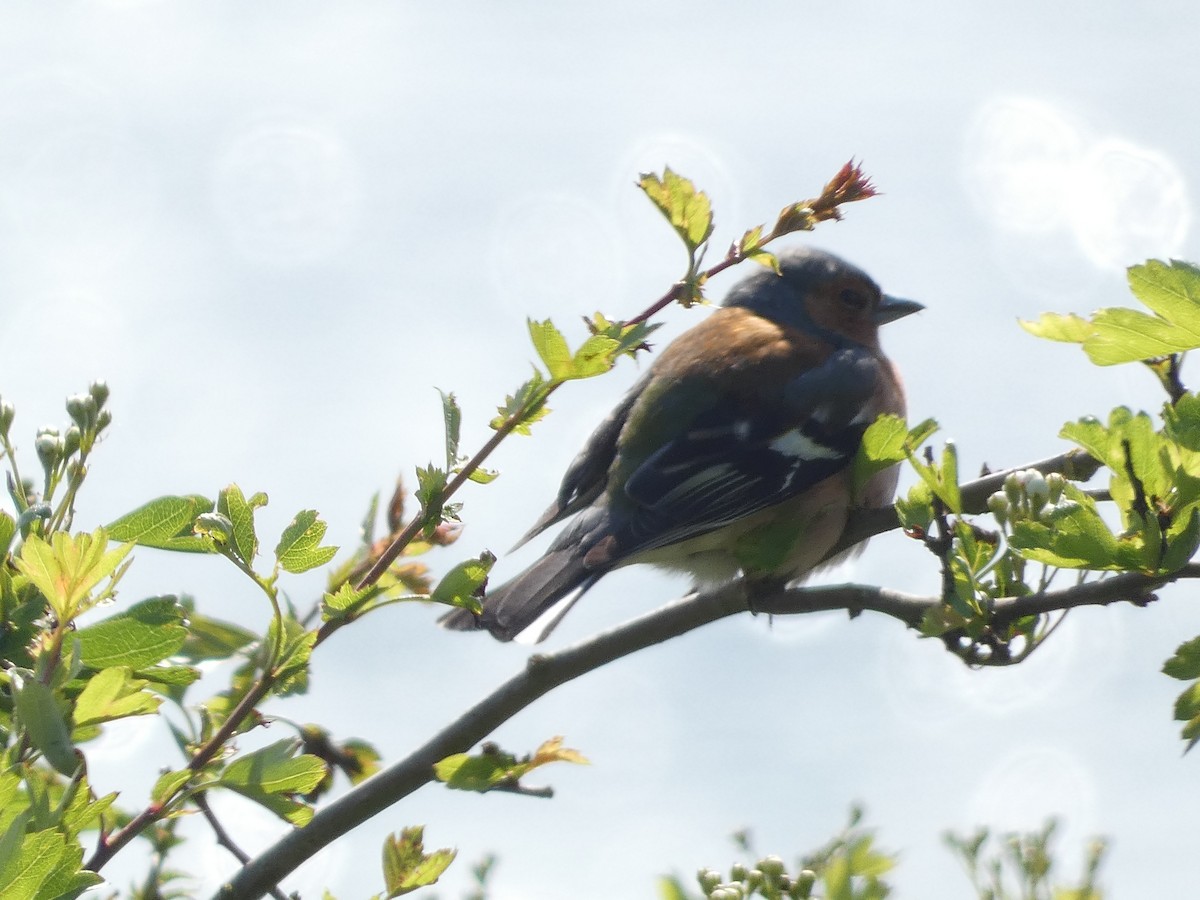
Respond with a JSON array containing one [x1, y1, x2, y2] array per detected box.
[[2, 2, 1198, 898]]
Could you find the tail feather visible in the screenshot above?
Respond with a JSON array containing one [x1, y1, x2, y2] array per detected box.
[[438, 548, 599, 642]]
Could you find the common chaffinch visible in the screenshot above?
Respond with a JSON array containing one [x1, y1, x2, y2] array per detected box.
[[441, 246, 921, 642]]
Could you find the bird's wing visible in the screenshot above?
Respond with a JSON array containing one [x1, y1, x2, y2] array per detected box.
[[615, 347, 883, 555], [510, 371, 653, 551]]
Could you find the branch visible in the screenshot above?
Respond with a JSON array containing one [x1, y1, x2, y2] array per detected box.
[[214, 448, 1110, 899]]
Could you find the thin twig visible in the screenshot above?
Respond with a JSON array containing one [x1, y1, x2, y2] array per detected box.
[[196, 793, 291, 900]]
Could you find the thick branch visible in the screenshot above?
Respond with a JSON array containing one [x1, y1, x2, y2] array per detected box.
[[214, 448, 1110, 899]]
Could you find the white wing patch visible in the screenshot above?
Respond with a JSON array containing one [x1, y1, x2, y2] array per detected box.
[[768, 429, 842, 461]]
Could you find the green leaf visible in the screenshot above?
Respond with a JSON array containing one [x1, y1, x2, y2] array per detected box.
[[76, 596, 187, 669], [269, 615, 317, 697], [1164, 636, 1200, 680], [0, 512, 15, 559], [438, 389, 462, 470], [853, 414, 909, 496], [746, 248, 780, 273], [414, 465, 447, 529], [906, 441, 962, 513], [491, 371, 551, 434], [275, 510, 339, 574], [0, 828, 67, 900], [219, 739, 326, 826], [151, 770, 194, 805], [57, 775, 116, 840], [1085, 307, 1196, 365], [430, 552, 496, 612], [218, 485, 264, 566], [174, 606, 257, 665], [528, 319, 573, 381], [321, 583, 373, 622], [1010, 487, 1145, 571], [381, 827, 456, 897], [15, 530, 132, 621], [571, 333, 621, 379], [106, 495, 216, 553], [1019, 313, 1096, 344], [896, 480, 934, 531], [638, 168, 714, 251], [1127, 258, 1200, 339], [73, 667, 161, 727], [10, 671, 77, 775], [434, 736, 588, 793]]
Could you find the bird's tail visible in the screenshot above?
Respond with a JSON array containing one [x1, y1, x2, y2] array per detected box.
[[438, 547, 600, 642]]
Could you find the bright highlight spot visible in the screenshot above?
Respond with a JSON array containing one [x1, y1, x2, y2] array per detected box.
[[964, 98, 1190, 271]]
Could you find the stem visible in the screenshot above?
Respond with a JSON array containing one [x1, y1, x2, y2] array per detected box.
[[351, 384, 563, 596]]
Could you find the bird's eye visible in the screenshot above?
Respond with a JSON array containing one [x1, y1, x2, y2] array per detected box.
[[839, 288, 871, 311]]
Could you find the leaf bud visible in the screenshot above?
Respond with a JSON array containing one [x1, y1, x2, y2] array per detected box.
[[89, 379, 110, 409], [697, 868, 722, 893], [1046, 472, 1066, 505], [1003, 471, 1024, 508], [65, 393, 96, 431], [987, 491, 1009, 527], [757, 855, 785, 881], [796, 869, 817, 895], [194, 512, 235, 544], [63, 426, 81, 457], [35, 429, 62, 470], [1025, 471, 1049, 512]]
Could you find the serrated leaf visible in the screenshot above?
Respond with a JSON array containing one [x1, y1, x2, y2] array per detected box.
[[746, 248, 780, 273], [10, 671, 77, 775], [438, 389, 462, 470], [1127, 258, 1200, 338], [0, 828, 66, 900], [414, 465, 447, 528], [217, 485, 261, 566], [269, 616, 317, 696], [220, 739, 326, 825], [738, 224, 764, 253], [434, 736, 587, 793], [15, 530, 132, 621], [1164, 636, 1200, 680], [76, 596, 187, 669], [381, 827, 456, 897], [151, 770, 194, 805], [528, 319, 573, 381], [106, 495, 216, 553], [906, 441, 962, 513], [638, 168, 714, 251], [430, 552, 496, 612], [1019, 313, 1096, 344], [852, 414, 909, 497], [571, 333, 621, 379], [275, 510, 339, 574], [74, 667, 161, 727], [896, 480, 934, 531], [321, 583, 372, 622], [491, 371, 551, 434], [1085, 307, 1196, 365]]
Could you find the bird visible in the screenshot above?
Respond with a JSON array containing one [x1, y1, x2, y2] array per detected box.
[[440, 246, 921, 642]]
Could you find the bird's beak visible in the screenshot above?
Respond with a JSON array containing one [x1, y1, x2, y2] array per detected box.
[[875, 294, 924, 325]]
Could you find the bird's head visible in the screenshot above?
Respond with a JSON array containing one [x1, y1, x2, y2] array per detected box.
[[722, 246, 923, 349]]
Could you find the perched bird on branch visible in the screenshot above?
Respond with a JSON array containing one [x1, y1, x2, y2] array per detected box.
[[440, 246, 921, 642]]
